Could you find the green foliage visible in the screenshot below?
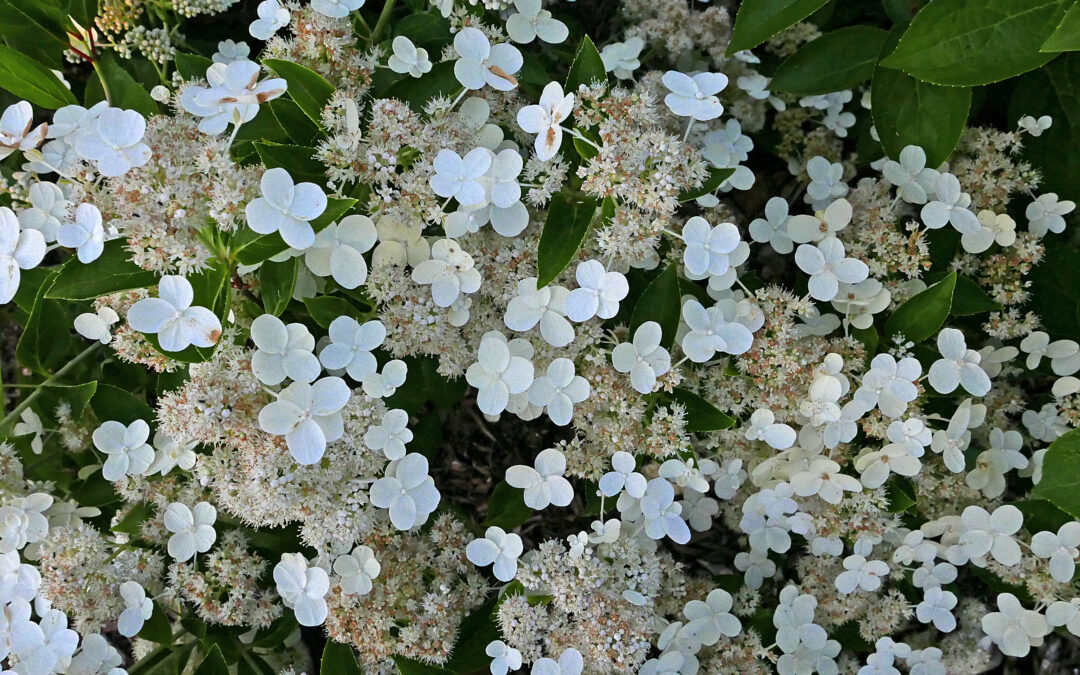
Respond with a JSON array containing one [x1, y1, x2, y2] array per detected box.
[[93, 52, 160, 116], [677, 167, 735, 202], [564, 35, 607, 90], [1042, 3, 1080, 52], [321, 641, 364, 675], [884, 270, 956, 343], [193, 645, 230, 675], [629, 263, 681, 351], [263, 59, 336, 128], [46, 240, 160, 301], [1008, 53, 1080, 197], [727, 0, 831, 54], [871, 64, 971, 168], [1034, 428, 1080, 519], [260, 257, 298, 316], [536, 194, 600, 288], [881, 0, 1070, 86], [483, 480, 532, 530], [771, 26, 889, 96], [0, 44, 77, 108]]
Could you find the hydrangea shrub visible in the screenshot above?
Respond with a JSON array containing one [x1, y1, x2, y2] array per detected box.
[[1, 0, 1080, 673]]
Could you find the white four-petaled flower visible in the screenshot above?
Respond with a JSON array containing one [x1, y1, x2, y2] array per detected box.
[[258, 377, 351, 464], [127, 275, 222, 353], [466, 526, 524, 582], [245, 167, 328, 250]]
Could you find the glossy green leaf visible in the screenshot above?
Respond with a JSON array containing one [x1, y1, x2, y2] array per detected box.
[[949, 274, 1002, 316], [1014, 498, 1073, 532], [137, 601, 174, 644], [260, 257, 297, 316], [90, 383, 153, 425], [93, 52, 159, 116], [46, 240, 159, 300], [270, 98, 322, 145], [536, 194, 599, 288], [253, 142, 326, 184], [629, 263, 681, 351], [321, 641, 363, 675], [0, 44, 77, 108], [263, 58, 335, 127], [880, 0, 1071, 86], [383, 60, 460, 111], [16, 272, 72, 373], [444, 597, 501, 672], [871, 65, 970, 168], [727, 0, 831, 54], [771, 26, 889, 95], [1043, 3, 1080, 51], [678, 167, 735, 202], [1034, 428, 1080, 518], [194, 645, 230, 675], [174, 52, 213, 80], [565, 35, 607, 91], [884, 271, 956, 343], [302, 295, 361, 329], [483, 480, 531, 530], [667, 387, 735, 431]]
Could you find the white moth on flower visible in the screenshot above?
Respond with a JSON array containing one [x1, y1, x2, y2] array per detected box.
[[453, 27, 522, 92], [257, 377, 351, 464], [517, 81, 574, 161], [127, 275, 222, 352], [163, 501, 217, 562], [245, 167, 327, 250], [273, 552, 329, 627], [92, 419, 155, 482], [250, 314, 321, 385]]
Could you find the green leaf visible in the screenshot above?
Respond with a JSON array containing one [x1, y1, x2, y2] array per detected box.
[[629, 263, 682, 351], [1043, 2, 1080, 51], [321, 641, 363, 675], [46, 240, 159, 300], [1034, 428, 1080, 518], [394, 11, 451, 47], [871, 65, 971, 168], [270, 99, 322, 145], [260, 257, 297, 316], [91, 383, 153, 425], [884, 477, 917, 512], [1009, 53, 1080, 197], [483, 480, 531, 530], [677, 167, 735, 202], [536, 194, 599, 288], [444, 596, 500, 672], [883, 270, 956, 343], [263, 59, 335, 128], [1014, 498, 1073, 533], [949, 274, 1002, 316], [0, 44, 77, 108], [880, 0, 1071, 86], [93, 51, 159, 117], [302, 295, 361, 329], [194, 645, 230, 675], [174, 52, 213, 80], [234, 197, 355, 265], [565, 35, 607, 91], [16, 272, 73, 373], [666, 387, 735, 431], [771, 26, 889, 95], [253, 142, 325, 184], [138, 601, 174, 644], [727, 0, 831, 54]]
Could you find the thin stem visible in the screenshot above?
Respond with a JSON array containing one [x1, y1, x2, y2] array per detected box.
[[92, 61, 114, 105], [0, 343, 100, 432], [682, 118, 695, 143], [370, 0, 397, 45]]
